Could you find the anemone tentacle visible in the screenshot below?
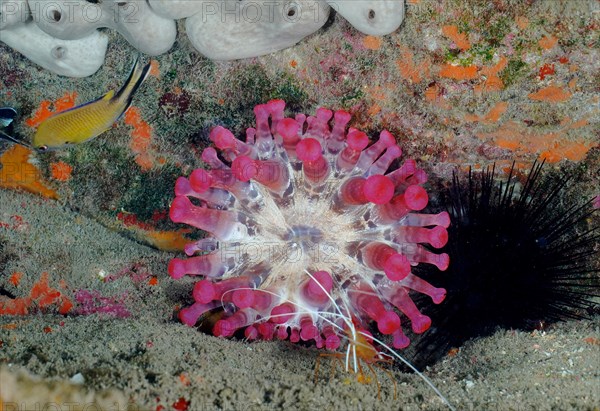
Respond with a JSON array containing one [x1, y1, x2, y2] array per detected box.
[[169, 100, 449, 350]]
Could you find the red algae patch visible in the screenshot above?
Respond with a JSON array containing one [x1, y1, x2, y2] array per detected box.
[[25, 92, 77, 128], [439, 64, 478, 80], [477, 120, 595, 162], [74, 290, 131, 318], [442, 25, 471, 50], [9, 272, 23, 287], [464, 101, 509, 123], [396, 45, 430, 84], [528, 85, 572, 103], [363, 35, 383, 50], [0, 272, 73, 316], [149, 59, 160, 78], [539, 63, 555, 80], [475, 56, 507, 94], [539, 34, 558, 50], [124, 106, 155, 170], [50, 161, 73, 181], [0, 145, 58, 199], [516, 15, 529, 30]]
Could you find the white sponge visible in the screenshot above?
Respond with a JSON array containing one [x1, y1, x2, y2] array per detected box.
[[185, 0, 331, 60], [1, 0, 107, 77]]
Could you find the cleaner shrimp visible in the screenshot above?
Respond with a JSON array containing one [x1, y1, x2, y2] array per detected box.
[[219, 270, 456, 410]]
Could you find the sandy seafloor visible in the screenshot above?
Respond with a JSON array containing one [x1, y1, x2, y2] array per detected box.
[[1, 0, 600, 409], [0, 187, 599, 411]]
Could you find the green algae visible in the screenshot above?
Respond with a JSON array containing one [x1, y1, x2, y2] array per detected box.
[[500, 58, 528, 87], [485, 16, 512, 46], [119, 163, 182, 222], [341, 89, 365, 107], [270, 75, 309, 113]]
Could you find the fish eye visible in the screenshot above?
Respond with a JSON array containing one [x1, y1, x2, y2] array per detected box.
[[38, 145, 48, 152]]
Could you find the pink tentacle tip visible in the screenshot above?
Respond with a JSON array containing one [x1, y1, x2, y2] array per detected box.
[[300, 318, 319, 341], [189, 169, 212, 193], [231, 155, 257, 182], [210, 126, 236, 149], [411, 315, 432, 334], [174, 177, 193, 197], [201, 147, 219, 164], [363, 175, 395, 204], [316, 107, 333, 121], [270, 303, 295, 324], [431, 287, 447, 304], [179, 302, 217, 327], [377, 311, 401, 335], [303, 271, 333, 305], [404, 185, 429, 210], [167, 258, 187, 280], [430, 226, 449, 248], [384, 254, 411, 281], [179, 306, 200, 327], [438, 211, 451, 228], [258, 323, 274, 340], [296, 138, 323, 162], [192, 280, 216, 303], [325, 334, 341, 350], [436, 253, 450, 271], [277, 118, 300, 141], [379, 130, 396, 146], [392, 330, 410, 349], [245, 326, 259, 340], [266, 99, 285, 113], [334, 110, 351, 124], [347, 129, 369, 150]]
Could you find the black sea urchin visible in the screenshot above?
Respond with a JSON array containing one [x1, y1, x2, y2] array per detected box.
[[409, 161, 599, 368]]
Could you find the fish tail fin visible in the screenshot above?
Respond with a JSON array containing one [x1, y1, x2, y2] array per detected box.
[[114, 55, 151, 107]]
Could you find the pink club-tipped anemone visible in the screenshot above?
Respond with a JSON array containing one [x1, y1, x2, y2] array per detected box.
[[169, 100, 450, 350]]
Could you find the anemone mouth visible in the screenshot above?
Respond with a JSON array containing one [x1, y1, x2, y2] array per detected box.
[[169, 100, 451, 350], [283, 225, 324, 247]]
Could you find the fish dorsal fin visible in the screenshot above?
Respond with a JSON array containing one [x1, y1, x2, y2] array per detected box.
[[115, 55, 142, 102], [103, 90, 115, 101], [43, 92, 108, 118]]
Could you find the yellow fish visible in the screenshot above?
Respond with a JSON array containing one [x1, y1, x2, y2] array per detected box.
[[33, 57, 151, 151]]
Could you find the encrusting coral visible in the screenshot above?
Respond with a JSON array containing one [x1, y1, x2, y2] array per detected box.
[[169, 100, 449, 351], [0, 0, 405, 76]]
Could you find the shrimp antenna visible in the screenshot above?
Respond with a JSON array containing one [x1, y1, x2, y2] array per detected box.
[[301, 269, 361, 373], [304, 269, 358, 373], [301, 269, 454, 408], [362, 330, 456, 411]]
